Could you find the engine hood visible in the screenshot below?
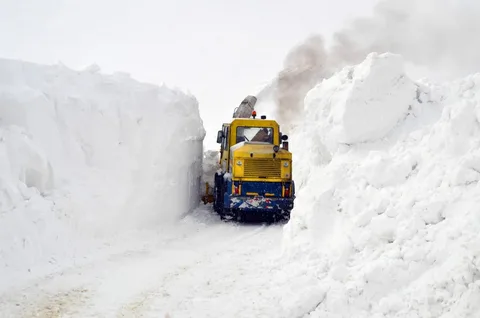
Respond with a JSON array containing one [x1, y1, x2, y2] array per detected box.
[[230, 141, 291, 159]]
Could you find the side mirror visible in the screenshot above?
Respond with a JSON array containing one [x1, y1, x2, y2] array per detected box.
[[216, 130, 224, 144], [281, 134, 289, 141]]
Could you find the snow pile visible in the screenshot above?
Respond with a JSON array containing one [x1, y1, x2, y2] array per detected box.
[[310, 53, 417, 148], [201, 150, 220, 187], [284, 52, 480, 317], [0, 58, 205, 290]]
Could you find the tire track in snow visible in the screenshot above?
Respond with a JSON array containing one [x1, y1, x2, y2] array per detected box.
[[153, 225, 286, 318], [2, 208, 219, 304], [0, 214, 226, 317], [23, 287, 90, 318], [116, 224, 269, 317], [0, 243, 165, 317], [0, 210, 284, 318], [28, 222, 268, 317]]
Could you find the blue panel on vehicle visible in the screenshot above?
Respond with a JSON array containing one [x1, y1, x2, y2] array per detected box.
[[223, 180, 294, 213], [228, 196, 293, 212]]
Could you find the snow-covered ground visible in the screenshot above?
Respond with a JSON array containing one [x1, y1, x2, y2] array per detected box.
[[284, 52, 480, 317], [0, 207, 323, 318]]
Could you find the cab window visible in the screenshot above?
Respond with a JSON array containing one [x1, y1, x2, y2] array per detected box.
[[236, 126, 273, 144]]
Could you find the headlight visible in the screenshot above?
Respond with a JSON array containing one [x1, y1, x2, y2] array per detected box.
[[236, 160, 243, 166], [283, 161, 289, 167]]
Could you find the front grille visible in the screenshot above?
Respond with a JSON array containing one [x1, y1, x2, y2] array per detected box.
[[244, 158, 281, 178]]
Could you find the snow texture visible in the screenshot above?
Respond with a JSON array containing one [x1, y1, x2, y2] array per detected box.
[[284, 52, 480, 318], [201, 149, 219, 188], [0, 208, 321, 318], [0, 58, 205, 292]]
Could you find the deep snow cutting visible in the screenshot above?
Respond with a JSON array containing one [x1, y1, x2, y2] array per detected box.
[[202, 95, 295, 220]]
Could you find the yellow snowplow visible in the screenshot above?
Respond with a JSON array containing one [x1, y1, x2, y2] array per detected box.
[[201, 95, 295, 220]]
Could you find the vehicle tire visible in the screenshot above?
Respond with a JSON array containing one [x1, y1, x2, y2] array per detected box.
[[214, 172, 225, 215]]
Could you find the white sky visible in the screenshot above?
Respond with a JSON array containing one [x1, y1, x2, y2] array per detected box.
[[1, 0, 379, 145]]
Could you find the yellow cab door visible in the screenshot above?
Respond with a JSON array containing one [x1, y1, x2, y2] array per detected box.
[[217, 124, 230, 173]]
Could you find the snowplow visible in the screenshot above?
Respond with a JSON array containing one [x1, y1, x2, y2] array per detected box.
[[202, 95, 295, 221]]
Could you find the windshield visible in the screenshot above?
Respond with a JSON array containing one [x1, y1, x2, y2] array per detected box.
[[236, 126, 273, 144]]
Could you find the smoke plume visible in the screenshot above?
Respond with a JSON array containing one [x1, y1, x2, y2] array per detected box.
[[271, 0, 480, 130], [273, 35, 331, 130]]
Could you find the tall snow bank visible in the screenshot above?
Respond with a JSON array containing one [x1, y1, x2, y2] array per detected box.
[[0, 58, 205, 290], [284, 52, 480, 317]]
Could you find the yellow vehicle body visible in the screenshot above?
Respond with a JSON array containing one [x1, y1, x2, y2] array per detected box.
[[210, 115, 295, 220]]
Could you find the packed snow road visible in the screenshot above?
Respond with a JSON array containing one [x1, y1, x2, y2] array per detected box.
[[0, 208, 320, 318]]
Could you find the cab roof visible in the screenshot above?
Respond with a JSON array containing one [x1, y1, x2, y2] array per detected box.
[[230, 118, 279, 127]]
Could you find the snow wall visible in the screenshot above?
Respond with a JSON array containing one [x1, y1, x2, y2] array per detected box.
[[284, 52, 480, 317], [0, 58, 205, 290]]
